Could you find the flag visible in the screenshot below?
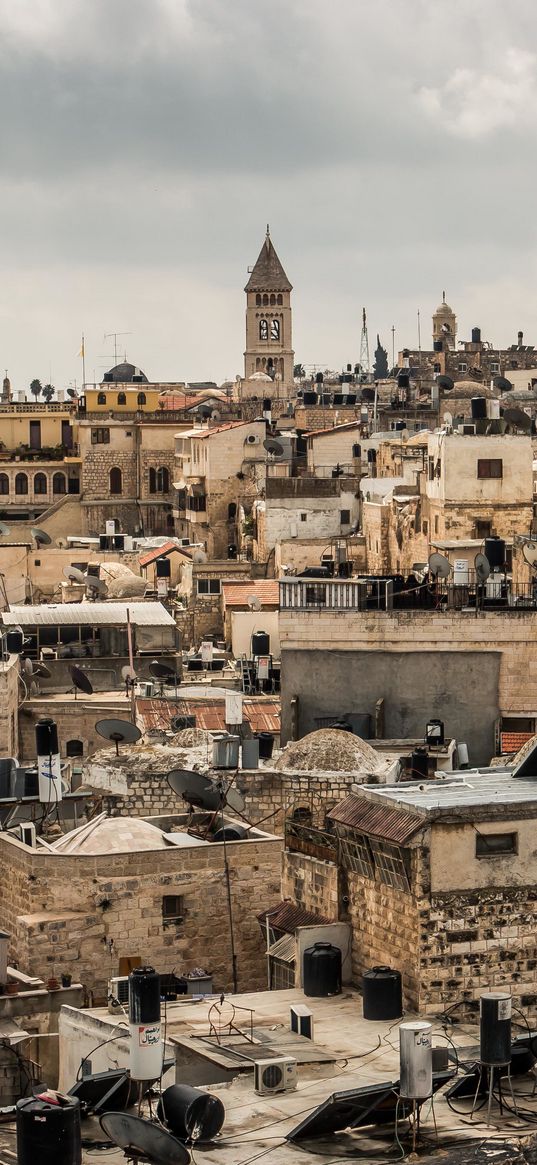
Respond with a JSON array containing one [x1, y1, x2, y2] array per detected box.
[[78, 338, 85, 358]]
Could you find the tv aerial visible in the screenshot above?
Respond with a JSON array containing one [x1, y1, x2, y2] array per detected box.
[[99, 1112, 190, 1165], [31, 527, 52, 547], [428, 553, 451, 579], [0, 521, 10, 536], [522, 542, 537, 569], [95, 718, 142, 755], [247, 595, 262, 612], [63, 565, 86, 584], [475, 553, 491, 583], [70, 665, 94, 699]]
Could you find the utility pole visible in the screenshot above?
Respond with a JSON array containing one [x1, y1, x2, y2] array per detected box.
[[360, 308, 370, 376], [391, 325, 396, 370]]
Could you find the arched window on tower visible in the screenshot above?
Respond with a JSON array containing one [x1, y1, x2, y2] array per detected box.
[[110, 467, 122, 495], [263, 294, 269, 306], [149, 467, 156, 494], [256, 294, 261, 306], [259, 320, 268, 341], [270, 293, 276, 305], [277, 293, 283, 305], [137, 392, 146, 406]]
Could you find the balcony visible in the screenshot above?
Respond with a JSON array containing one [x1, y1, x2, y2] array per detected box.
[[0, 444, 80, 463]]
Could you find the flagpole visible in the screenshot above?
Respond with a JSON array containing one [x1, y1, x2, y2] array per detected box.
[[81, 334, 86, 389]]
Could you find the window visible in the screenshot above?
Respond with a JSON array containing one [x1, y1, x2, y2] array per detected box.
[[270, 319, 280, 340], [352, 443, 361, 458], [156, 466, 169, 492], [339, 832, 375, 879], [91, 427, 110, 444], [259, 319, 268, 341], [197, 578, 221, 595], [0, 474, 8, 495], [256, 294, 261, 306], [188, 494, 206, 512], [340, 509, 351, 525], [15, 472, 28, 495], [29, 420, 41, 450], [476, 832, 517, 857], [368, 839, 410, 891], [277, 293, 283, 305], [475, 519, 492, 539], [228, 502, 237, 520], [97, 392, 107, 405], [53, 472, 66, 495], [137, 392, 146, 406], [434, 515, 439, 534], [34, 473, 47, 495], [428, 456, 435, 481], [117, 392, 126, 405], [458, 362, 467, 373], [109, 467, 122, 495], [422, 519, 428, 534], [490, 362, 500, 374], [477, 459, 503, 479], [66, 739, 83, 757], [300, 512, 307, 522], [162, 894, 184, 924], [292, 806, 313, 824], [433, 362, 441, 374]]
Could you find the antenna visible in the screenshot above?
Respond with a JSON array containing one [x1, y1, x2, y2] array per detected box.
[[360, 308, 370, 375], [428, 553, 451, 579], [103, 332, 132, 365], [474, 553, 491, 583], [95, 718, 142, 755], [31, 527, 52, 547], [99, 1113, 190, 1165], [70, 665, 94, 699], [247, 595, 262, 612]]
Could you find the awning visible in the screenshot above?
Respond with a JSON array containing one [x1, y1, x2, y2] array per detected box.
[[267, 933, 296, 964]]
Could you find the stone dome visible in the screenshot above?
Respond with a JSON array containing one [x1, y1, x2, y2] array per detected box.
[[450, 381, 497, 399], [104, 362, 148, 384], [274, 728, 380, 773], [435, 300, 454, 316], [53, 815, 169, 854]]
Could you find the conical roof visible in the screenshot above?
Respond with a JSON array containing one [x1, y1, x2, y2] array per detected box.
[[245, 228, 292, 292]]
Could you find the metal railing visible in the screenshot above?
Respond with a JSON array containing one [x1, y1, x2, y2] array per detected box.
[[279, 577, 537, 613], [285, 820, 338, 862]]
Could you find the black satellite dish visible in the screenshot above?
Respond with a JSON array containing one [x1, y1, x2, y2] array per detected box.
[[0, 521, 10, 536], [149, 660, 178, 681], [263, 438, 284, 457], [99, 1112, 190, 1165], [66, 387, 78, 399], [503, 407, 532, 432], [493, 376, 513, 392], [436, 374, 454, 391], [167, 769, 221, 812], [428, 553, 451, 579], [32, 661, 52, 679], [70, 665, 94, 698], [31, 527, 52, 547], [85, 575, 108, 597], [95, 719, 142, 756]]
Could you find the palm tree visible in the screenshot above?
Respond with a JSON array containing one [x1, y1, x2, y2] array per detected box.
[[29, 379, 42, 401], [42, 384, 55, 403]]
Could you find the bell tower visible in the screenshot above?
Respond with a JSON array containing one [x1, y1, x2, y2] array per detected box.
[[432, 292, 457, 351], [244, 227, 294, 391]]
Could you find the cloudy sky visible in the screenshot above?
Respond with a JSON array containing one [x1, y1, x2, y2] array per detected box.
[[1, 0, 537, 391]]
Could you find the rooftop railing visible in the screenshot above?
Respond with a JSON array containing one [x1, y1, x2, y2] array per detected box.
[[279, 575, 537, 613]]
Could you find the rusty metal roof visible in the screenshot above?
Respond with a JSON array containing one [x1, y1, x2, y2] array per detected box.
[[327, 794, 425, 844], [257, 899, 331, 933], [137, 697, 280, 735]]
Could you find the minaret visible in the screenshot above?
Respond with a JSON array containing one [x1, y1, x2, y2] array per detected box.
[[2, 371, 11, 403], [432, 292, 457, 351], [244, 227, 294, 392]]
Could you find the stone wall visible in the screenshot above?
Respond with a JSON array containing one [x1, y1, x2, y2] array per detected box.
[[282, 850, 339, 920], [0, 984, 84, 1100], [0, 655, 19, 759]]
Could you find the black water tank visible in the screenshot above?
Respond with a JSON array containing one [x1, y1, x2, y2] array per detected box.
[[255, 731, 274, 760], [397, 373, 410, 389], [35, 717, 59, 757], [480, 993, 511, 1065], [212, 825, 248, 842], [252, 630, 270, 656], [6, 630, 24, 653], [156, 557, 171, 578], [485, 536, 505, 568], [362, 966, 402, 1021], [315, 372, 324, 385], [157, 1084, 225, 1141], [433, 340, 443, 352], [303, 391, 318, 405], [129, 966, 161, 1024], [17, 1096, 82, 1165], [303, 942, 342, 997], [472, 327, 482, 344], [471, 396, 487, 419], [411, 748, 429, 780]]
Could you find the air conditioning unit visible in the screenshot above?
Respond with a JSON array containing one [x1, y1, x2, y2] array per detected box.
[[245, 434, 260, 445], [17, 823, 36, 848], [108, 976, 129, 1014], [254, 1056, 297, 1095], [136, 681, 155, 698], [180, 538, 191, 546], [458, 423, 476, 435]]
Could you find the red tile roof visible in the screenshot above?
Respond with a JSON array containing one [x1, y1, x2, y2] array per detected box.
[[139, 541, 191, 568], [136, 697, 280, 735], [222, 581, 279, 608], [306, 422, 361, 439], [500, 732, 534, 756], [328, 794, 425, 844], [158, 395, 201, 410], [194, 421, 259, 439]]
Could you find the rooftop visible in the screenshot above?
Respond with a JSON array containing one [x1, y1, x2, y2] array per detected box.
[[245, 230, 292, 292], [136, 696, 280, 735], [2, 601, 176, 627], [221, 580, 279, 608], [352, 765, 537, 819]]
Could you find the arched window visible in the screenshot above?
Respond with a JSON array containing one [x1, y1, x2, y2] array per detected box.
[[117, 392, 126, 405], [156, 466, 169, 492], [149, 467, 156, 494], [15, 472, 28, 495], [53, 472, 66, 495], [66, 739, 83, 757], [262, 294, 269, 305], [277, 293, 283, 305], [352, 443, 361, 458], [34, 473, 47, 495], [137, 392, 146, 406], [97, 392, 107, 405], [259, 320, 268, 340], [228, 502, 237, 520], [256, 294, 261, 306], [292, 806, 313, 825], [110, 467, 122, 495], [270, 293, 276, 305], [0, 474, 8, 495]]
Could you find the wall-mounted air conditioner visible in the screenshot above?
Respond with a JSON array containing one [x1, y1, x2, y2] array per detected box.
[[108, 976, 129, 1014], [17, 823, 36, 848], [254, 1056, 297, 1095], [245, 434, 260, 445], [458, 423, 476, 435]]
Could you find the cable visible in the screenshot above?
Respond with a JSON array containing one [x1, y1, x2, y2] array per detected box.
[[76, 1024, 129, 1081]]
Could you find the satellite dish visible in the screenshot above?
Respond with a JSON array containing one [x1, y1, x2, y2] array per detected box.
[[149, 660, 178, 681], [263, 438, 284, 457], [95, 719, 142, 755], [211, 410, 221, 422], [167, 769, 221, 812], [0, 522, 10, 536], [70, 665, 94, 696], [428, 553, 451, 579], [437, 375, 454, 391], [503, 407, 532, 432], [99, 1113, 190, 1165], [247, 595, 262, 612], [197, 404, 212, 419], [217, 780, 246, 815], [493, 376, 513, 392], [443, 412, 453, 427], [192, 550, 208, 564], [121, 665, 137, 682], [523, 542, 537, 568], [85, 575, 108, 597], [474, 553, 491, 583], [31, 527, 52, 547], [66, 388, 78, 399], [63, 565, 86, 583], [23, 657, 34, 676], [32, 661, 51, 678]]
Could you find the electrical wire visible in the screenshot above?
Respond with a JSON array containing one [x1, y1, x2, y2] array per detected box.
[[75, 1023, 129, 1081]]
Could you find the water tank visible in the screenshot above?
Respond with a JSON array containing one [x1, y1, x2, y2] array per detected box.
[[394, 420, 405, 431], [411, 748, 428, 780], [362, 966, 402, 1021], [212, 824, 248, 842], [425, 718, 445, 746], [472, 326, 482, 344], [315, 372, 324, 385], [397, 373, 410, 389], [433, 340, 443, 352], [303, 942, 342, 998], [6, 630, 24, 653], [128, 966, 162, 1081], [252, 631, 270, 656], [399, 1021, 432, 1099], [255, 731, 274, 760], [157, 1084, 225, 1141], [480, 993, 512, 1065], [16, 1095, 82, 1165], [484, 536, 505, 569], [155, 557, 171, 578], [212, 735, 240, 769], [471, 396, 487, 419], [242, 737, 259, 769]]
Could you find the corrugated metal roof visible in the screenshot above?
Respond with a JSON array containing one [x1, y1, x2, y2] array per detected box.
[[257, 900, 331, 932], [222, 581, 279, 608], [137, 697, 280, 735], [268, 933, 296, 964], [328, 794, 425, 843], [2, 602, 176, 627], [139, 541, 188, 568], [367, 770, 537, 813]]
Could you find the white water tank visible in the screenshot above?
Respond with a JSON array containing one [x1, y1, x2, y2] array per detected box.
[[399, 1021, 432, 1099]]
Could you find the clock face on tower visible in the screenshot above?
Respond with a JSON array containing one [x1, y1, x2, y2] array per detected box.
[[270, 318, 280, 340]]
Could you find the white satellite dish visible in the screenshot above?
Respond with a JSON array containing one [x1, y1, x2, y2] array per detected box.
[[247, 594, 262, 611], [428, 553, 451, 579], [443, 411, 453, 427], [121, 665, 137, 683], [63, 565, 86, 583], [193, 550, 208, 564], [523, 542, 537, 568], [474, 553, 491, 582]]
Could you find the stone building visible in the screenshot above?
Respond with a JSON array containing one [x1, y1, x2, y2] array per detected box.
[[401, 295, 537, 384], [0, 399, 81, 522], [256, 476, 359, 560], [243, 228, 295, 393], [282, 752, 537, 1015], [0, 653, 19, 758]]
